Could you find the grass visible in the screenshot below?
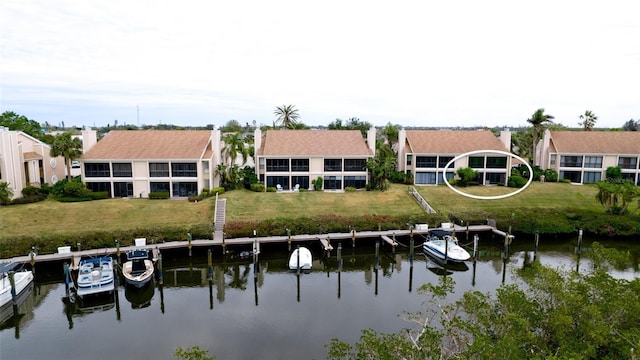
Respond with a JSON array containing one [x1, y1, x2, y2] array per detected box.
[[0, 182, 624, 242]]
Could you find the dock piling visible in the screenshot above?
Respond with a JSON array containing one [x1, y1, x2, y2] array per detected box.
[[375, 239, 380, 270], [8, 271, 17, 305], [157, 249, 163, 285], [577, 229, 583, 255], [473, 234, 479, 261]]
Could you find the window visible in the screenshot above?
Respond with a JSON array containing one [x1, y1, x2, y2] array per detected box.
[[621, 173, 635, 182], [291, 159, 309, 171], [469, 157, 485, 168], [438, 156, 454, 168], [291, 176, 309, 190], [344, 176, 366, 189], [550, 154, 556, 165], [259, 158, 265, 170], [437, 171, 455, 184], [583, 171, 601, 183], [415, 156, 436, 168], [415, 172, 436, 185], [584, 156, 602, 169], [266, 175, 289, 189], [150, 182, 170, 192], [486, 157, 507, 169], [266, 159, 289, 172], [324, 176, 342, 190], [85, 182, 111, 196], [486, 172, 506, 184], [203, 161, 209, 174], [113, 182, 133, 197], [618, 157, 638, 170], [406, 155, 412, 166], [171, 163, 197, 177], [112, 163, 132, 177], [149, 163, 169, 177], [559, 170, 581, 183], [172, 182, 198, 197], [560, 156, 582, 167], [324, 159, 342, 172], [344, 159, 366, 171], [85, 163, 110, 177]]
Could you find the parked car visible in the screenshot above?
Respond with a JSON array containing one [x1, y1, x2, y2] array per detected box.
[[71, 160, 81, 168]]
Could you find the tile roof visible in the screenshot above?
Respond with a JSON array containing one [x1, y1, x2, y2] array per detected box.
[[82, 130, 212, 160], [550, 131, 640, 154], [259, 130, 373, 156], [405, 130, 507, 154], [23, 151, 43, 159]]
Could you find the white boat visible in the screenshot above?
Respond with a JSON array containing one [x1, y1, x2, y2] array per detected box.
[[76, 257, 115, 298], [422, 229, 471, 262], [289, 247, 313, 270], [122, 249, 154, 288], [0, 263, 34, 308]]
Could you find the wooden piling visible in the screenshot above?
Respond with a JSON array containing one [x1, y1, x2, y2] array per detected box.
[[534, 232, 540, 260], [577, 229, 583, 255], [29, 248, 35, 275], [337, 243, 343, 272], [473, 234, 479, 261], [157, 250, 163, 285], [8, 271, 17, 305], [63, 263, 70, 296], [375, 240, 380, 269], [187, 231, 192, 257], [207, 249, 213, 281], [351, 229, 356, 248], [409, 236, 414, 263], [296, 245, 301, 274]]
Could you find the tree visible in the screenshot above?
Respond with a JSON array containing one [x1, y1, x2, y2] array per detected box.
[[622, 119, 639, 131], [0, 111, 45, 140], [380, 122, 401, 149], [0, 182, 14, 205], [50, 133, 83, 181], [174, 346, 215, 360], [366, 141, 396, 191], [526, 108, 554, 164], [220, 119, 243, 133], [222, 133, 249, 167], [578, 110, 598, 131], [595, 180, 639, 215], [274, 105, 300, 129], [328, 117, 372, 137], [455, 167, 478, 186], [327, 243, 640, 359]]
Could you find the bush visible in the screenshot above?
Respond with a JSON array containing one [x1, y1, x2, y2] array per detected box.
[[62, 181, 90, 198], [250, 183, 265, 192], [508, 175, 527, 188], [11, 194, 48, 205], [266, 187, 277, 192], [58, 197, 93, 202], [345, 187, 357, 192], [456, 167, 478, 187], [22, 185, 41, 197], [312, 176, 323, 191], [210, 187, 225, 195], [201, 188, 210, 197], [543, 169, 558, 182], [89, 191, 109, 200], [149, 191, 170, 199], [188, 195, 204, 202]]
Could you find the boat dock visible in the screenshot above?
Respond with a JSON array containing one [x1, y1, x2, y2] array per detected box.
[[1, 223, 514, 265]]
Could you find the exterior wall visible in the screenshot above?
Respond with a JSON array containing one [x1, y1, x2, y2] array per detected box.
[[408, 153, 510, 186], [551, 153, 640, 184]]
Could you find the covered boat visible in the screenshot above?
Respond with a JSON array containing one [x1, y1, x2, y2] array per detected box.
[[1, 263, 34, 308], [76, 257, 115, 298], [422, 229, 471, 262], [122, 249, 154, 288], [289, 247, 312, 271]]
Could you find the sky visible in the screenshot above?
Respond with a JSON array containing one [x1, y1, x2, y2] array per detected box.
[[1, 0, 639, 130]]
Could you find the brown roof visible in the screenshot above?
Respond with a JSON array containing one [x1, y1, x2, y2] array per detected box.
[[550, 131, 640, 154], [259, 130, 373, 156], [82, 130, 212, 160], [405, 130, 507, 154], [23, 151, 43, 160]]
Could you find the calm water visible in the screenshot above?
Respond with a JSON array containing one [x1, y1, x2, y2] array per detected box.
[[2, 237, 639, 360]]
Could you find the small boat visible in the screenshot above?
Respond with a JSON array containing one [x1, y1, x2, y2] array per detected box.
[[422, 229, 471, 262], [76, 257, 115, 298], [289, 247, 313, 271], [122, 249, 154, 288], [0, 263, 34, 308]]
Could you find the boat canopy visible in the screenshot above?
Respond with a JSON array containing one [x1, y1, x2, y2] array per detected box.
[[428, 229, 454, 238]]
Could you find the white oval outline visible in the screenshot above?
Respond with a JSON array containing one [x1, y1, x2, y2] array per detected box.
[[442, 150, 533, 200]]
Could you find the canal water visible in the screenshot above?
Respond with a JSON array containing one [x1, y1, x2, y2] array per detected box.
[[2, 236, 639, 360]]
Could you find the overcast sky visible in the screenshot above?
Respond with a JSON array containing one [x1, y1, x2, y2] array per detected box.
[[1, 0, 639, 129]]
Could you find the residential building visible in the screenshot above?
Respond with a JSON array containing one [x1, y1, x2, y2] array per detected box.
[[81, 129, 221, 198], [397, 129, 512, 185], [0, 126, 66, 198], [537, 130, 640, 184], [254, 128, 375, 190]]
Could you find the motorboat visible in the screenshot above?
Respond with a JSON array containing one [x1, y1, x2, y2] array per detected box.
[[76, 257, 115, 298], [0, 263, 34, 308], [289, 247, 312, 271], [122, 249, 154, 288], [422, 229, 471, 262]]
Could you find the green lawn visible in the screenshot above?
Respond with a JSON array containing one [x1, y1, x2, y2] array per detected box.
[[0, 182, 609, 241]]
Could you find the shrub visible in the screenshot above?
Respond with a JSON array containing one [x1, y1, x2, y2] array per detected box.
[[89, 191, 109, 200], [22, 185, 41, 197], [456, 167, 478, 187], [11, 194, 48, 205], [312, 176, 323, 191], [543, 169, 558, 182], [250, 183, 265, 192], [299, 188, 308, 192], [345, 187, 357, 192], [188, 195, 204, 202], [201, 188, 210, 197], [149, 191, 170, 199], [210, 187, 225, 195], [58, 197, 93, 202], [62, 181, 90, 198], [508, 175, 527, 188], [266, 187, 277, 192]]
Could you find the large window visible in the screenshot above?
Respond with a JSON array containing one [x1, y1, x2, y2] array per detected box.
[[149, 163, 169, 177], [85, 163, 110, 177], [469, 157, 485, 168], [415, 172, 437, 185], [438, 156, 454, 168], [266, 175, 289, 189], [113, 182, 133, 197], [112, 163, 132, 177], [266, 159, 289, 172], [172, 182, 198, 197], [291, 159, 309, 172], [437, 171, 455, 184], [324, 159, 342, 172], [486, 172, 506, 185], [415, 156, 436, 168], [150, 182, 170, 192], [486, 157, 507, 169], [171, 163, 197, 177], [344, 175, 366, 189], [560, 156, 582, 167], [85, 182, 111, 196], [618, 157, 638, 170], [344, 159, 366, 171], [550, 154, 556, 165], [560, 170, 581, 183], [583, 171, 601, 183], [406, 154, 412, 166], [291, 176, 309, 190], [584, 156, 602, 169], [324, 176, 342, 190]]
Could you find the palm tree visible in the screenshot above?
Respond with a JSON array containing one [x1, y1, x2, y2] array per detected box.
[[222, 133, 249, 166], [579, 110, 598, 131], [274, 105, 300, 129], [366, 141, 397, 191], [50, 132, 83, 180], [0, 182, 14, 205], [526, 108, 554, 165]]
